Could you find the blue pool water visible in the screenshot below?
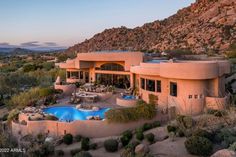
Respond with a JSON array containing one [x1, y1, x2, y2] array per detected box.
[[122, 95, 135, 100], [43, 106, 110, 122]]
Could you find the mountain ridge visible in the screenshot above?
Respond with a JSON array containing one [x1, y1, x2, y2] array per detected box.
[[66, 0, 235, 54]]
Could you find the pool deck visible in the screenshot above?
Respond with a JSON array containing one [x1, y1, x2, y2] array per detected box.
[[55, 88, 125, 109]]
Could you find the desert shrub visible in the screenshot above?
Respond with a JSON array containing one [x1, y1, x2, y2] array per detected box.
[[176, 115, 194, 129], [75, 135, 82, 142], [89, 143, 97, 150], [229, 142, 236, 151], [55, 150, 64, 156], [213, 128, 236, 147], [63, 134, 73, 145], [126, 140, 140, 150], [185, 136, 213, 156], [207, 109, 226, 117], [74, 151, 92, 157], [70, 148, 81, 156], [105, 101, 156, 123], [145, 133, 155, 143], [120, 148, 134, 157], [1, 114, 8, 121], [81, 137, 90, 151], [136, 130, 144, 141], [142, 123, 152, 131], [7, 109, 20, 122], [104, 139, 118, 152], [192, 129, 214, 141], [38, 87, 54, 97], [167, 125, 177, 133], [151, 121, 161, 128], [148, 94, 158, 105], [44, 115, 58, 121], [177, 129, 185, 137], [8, 87, 41, 108]]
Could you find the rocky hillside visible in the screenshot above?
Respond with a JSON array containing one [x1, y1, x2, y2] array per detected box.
[[67, 0, 236, 54]]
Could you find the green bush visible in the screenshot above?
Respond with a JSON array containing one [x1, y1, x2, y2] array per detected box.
[[74, 151, 92, 157], [63, 134, 73, 145], [167, 125, 177, 133], [70, 148, 81, 156], [104, 139, 118, 152], [122, 130, 133, 140], [136, 130, 144, 141], [120, 130, 133, 146], [125, 140, 140, 150], [145, 133, 155, 143], [142, 123, 152, 131], [55, 150, 64, 156], [213, 128, 236, 147], [192, 129, 213, 141], [105, 101, 156, 123], [75, 135, 82, 142], [81, 138, 90, 151], [89, 143, 97, 150], [185, 136, 213, 156], [121, 136, 131, 147]]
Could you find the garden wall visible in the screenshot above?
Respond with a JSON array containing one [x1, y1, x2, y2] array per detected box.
[[12, 114, 168, 138]]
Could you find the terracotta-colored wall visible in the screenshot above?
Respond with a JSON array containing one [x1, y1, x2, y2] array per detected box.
[[54, 84, 76, 95], [12, 114, 168, 138]]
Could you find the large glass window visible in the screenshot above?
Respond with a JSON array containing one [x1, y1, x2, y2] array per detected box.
[[71, 71, 79, 78], [79, 71, 83, 79], [156, 80, 161, 92], [170, 82, 177, 97], [67, 71, 71, 78], [146, 79, 155, 92], [141, 78, 145, 89], [100, 63, 124, 71]]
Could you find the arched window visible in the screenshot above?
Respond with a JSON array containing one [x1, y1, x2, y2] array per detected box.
[[100, 63, 124, 71]]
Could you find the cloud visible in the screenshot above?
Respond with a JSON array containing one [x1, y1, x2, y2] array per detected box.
[[0, 42, 10, 46], [44, 42, 57, 46], [0, 42, 16, 48], [20, 41, 40, 47]]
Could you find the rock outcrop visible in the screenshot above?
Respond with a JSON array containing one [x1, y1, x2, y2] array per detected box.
[[66, 0, 235, 54]]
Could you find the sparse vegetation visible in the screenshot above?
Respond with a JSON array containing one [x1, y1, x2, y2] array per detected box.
[[105, 100, 156, 123]]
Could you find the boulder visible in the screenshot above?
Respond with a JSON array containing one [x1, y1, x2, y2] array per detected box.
[[92, 106, 99, 111], [211, 149, 236, 157], [76, 104, 82, 109], [135, 144, 149, 154], [45, 137, 54, 143]]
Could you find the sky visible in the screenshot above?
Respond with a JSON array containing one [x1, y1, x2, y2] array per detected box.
[[0, 0, 195, 49]]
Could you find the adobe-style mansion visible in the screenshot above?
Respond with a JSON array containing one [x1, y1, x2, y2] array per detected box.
[[58, 51, 230, 115]]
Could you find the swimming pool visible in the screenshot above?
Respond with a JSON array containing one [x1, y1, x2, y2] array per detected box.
[[43, 106, 110, 122], [122, 95, 135, 100]]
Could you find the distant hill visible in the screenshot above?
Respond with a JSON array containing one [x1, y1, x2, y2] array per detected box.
[[66, 0, 236, 54], [0, 47, 65, 55]]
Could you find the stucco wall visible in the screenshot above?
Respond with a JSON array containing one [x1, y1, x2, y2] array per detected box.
[[54, 84, 76, 95], [12, 114, 167, 138], [205, 96, 228, 110]]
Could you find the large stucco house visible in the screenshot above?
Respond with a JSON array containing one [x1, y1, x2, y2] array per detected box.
[[57, 51, 231, 115]]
